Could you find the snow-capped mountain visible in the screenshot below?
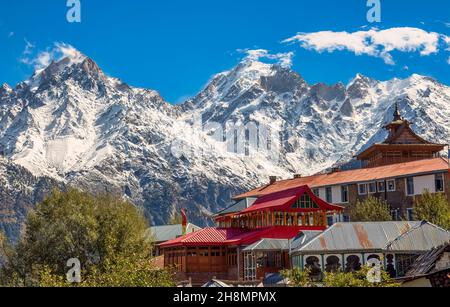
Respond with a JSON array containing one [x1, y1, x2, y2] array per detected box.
[[0, 50, 449, 240], [0, 156, 63, 241]]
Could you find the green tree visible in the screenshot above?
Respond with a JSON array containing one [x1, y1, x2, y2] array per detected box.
[[349, 196, 392, 222], [282, 266, 400, 288], [323, 266, 400, 288], [413, 190, 450, 230], [281, 267, 315, 287], [0, 231, 11, 267], [169, 213, 183, 225], [1, 188, 175, 287]]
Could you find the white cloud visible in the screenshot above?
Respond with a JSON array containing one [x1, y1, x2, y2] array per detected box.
[[284, 27, 443, 65], [23, 39, 35, 55], [239, 49, 294, 68], [20, 42, 85, 71], [444, 35, 450, 50]]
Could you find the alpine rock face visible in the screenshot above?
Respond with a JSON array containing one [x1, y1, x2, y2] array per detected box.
[[0, 49, 449, 240]]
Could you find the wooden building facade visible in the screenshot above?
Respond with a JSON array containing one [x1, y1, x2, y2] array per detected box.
[[159, 186, 344, 285], [235, 106, 449, 220], [356, 103, 446, 168]]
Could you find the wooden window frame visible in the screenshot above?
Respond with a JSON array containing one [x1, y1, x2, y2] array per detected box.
[[368, 182, 377, 194], [358, 183, 368, 195], [387, 179, 396, 192], [377, 181, 386, 193]]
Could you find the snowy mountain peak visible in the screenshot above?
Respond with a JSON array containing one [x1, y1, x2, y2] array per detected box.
[[0, 48, 449, 231], [22, 54, 108, 94], [0, 83, 12, 93]]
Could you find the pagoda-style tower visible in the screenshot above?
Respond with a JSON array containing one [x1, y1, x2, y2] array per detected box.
[[357, 103, 446, 168]]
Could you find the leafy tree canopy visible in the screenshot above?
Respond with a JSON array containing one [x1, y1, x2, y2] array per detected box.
[[413, 190, 450, 230], [1, 189, 174, 287], [349, 196, 393, 222]]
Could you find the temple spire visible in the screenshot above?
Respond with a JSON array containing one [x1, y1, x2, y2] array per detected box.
[[393, 102, 402, 121]]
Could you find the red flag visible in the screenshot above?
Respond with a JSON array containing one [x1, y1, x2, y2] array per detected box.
[[181, 208, 188, 228]]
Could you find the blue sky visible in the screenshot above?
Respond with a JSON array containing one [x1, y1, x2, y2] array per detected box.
[[0, 0, 449, 103]]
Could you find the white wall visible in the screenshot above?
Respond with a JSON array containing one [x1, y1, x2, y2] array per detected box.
[[317, 186, 347, 204], [332, 186, 343, 204], [410, 175, 436, 196]]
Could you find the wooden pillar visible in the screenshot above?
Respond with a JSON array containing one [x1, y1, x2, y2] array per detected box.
[[183, 247, 188, 273], [237, 247, 241, 281], [208, 246, 212, 272]]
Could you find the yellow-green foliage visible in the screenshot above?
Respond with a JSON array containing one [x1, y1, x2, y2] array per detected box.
[[1, 188, 175, 287], [413, 190, 450, 230], [281, 267, 315, 287], [322, 266, 400, 288], [282, 266, 400, 288], [349, 196, 393, 222]]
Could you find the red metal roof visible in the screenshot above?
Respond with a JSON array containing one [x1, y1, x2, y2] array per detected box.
[[235, 158, 449, 199], [158, 226, 324, 248], [239, 185, 343, 214]]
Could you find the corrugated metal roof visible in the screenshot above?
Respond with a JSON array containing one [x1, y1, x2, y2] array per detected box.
[[405, 243, 450, 277], [202, 280, 232, 288], [214, 198, 257, 216], [385, 221, 450, 252], [294, 222, 421, 253], [243, 239, 290, 252], [148, 223, 202, 242], [159, 226, 310, 248], [235, 158, 449, 199], [290, 231, 323, 251]]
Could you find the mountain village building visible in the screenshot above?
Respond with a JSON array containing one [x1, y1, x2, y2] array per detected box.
[[235, 105, 449, 220], [290, 221, 450, 280], [158, 107, 450, 285], [159, 186, 344, 284]]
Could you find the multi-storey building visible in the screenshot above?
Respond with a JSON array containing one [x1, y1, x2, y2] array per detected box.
[[236, 107, 449, 220]]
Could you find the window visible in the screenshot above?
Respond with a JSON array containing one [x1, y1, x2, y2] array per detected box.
[[341, 185, 349, 203], [406, 177, 415, 196], [313, 188, 320, 197], [368, 182, 377, 194], [407, 208, 414, 221], [377, 181, 386, 193], [358, 184, 367, 195], [435, 174, 444, 192], [387, 180, 396, 192], [327, 216, 334, 226], [326, 187, 332, 203], [293, 193, 319, 209]]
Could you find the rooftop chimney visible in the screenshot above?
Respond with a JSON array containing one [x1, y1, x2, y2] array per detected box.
[[269, 176, 277, 185]]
